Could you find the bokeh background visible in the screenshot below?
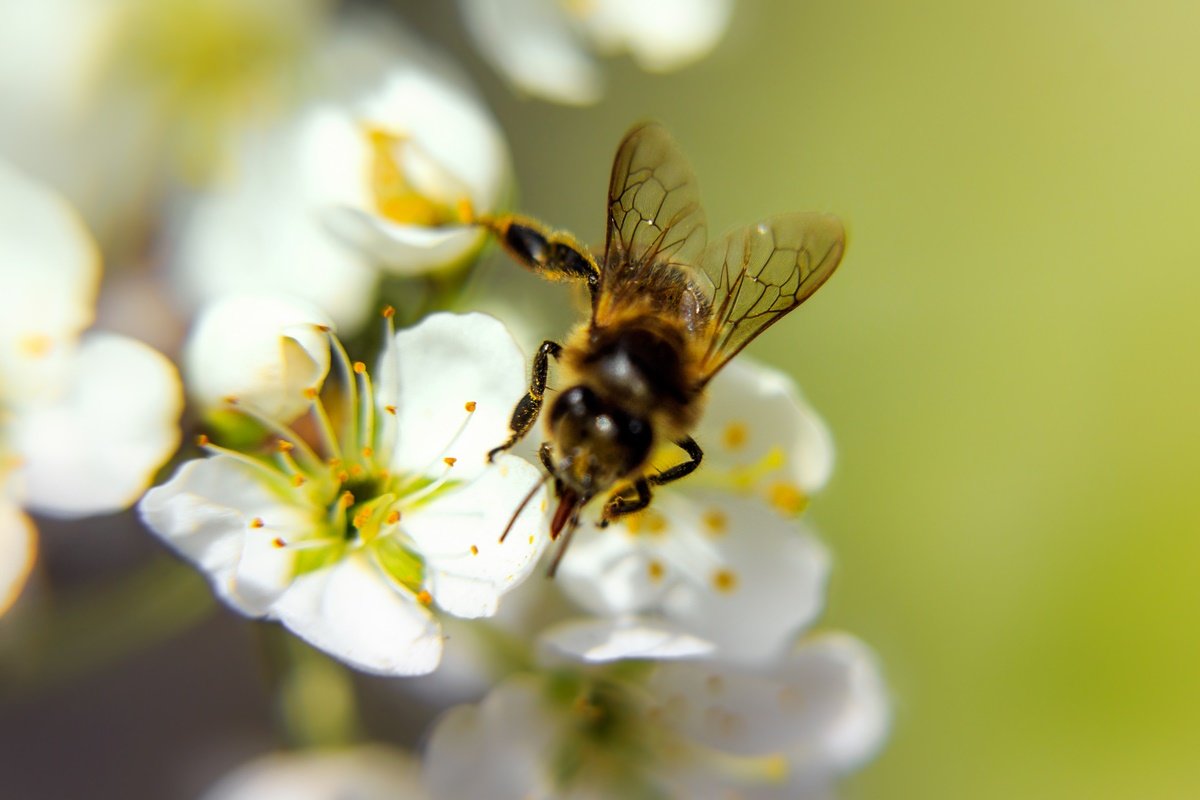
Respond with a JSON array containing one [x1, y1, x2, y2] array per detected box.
[[4, 1, 1199, 798]]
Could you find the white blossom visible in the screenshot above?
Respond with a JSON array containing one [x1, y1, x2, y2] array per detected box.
[[0, 160, 182, 616], [140, 311, 549, 675], [458, 0, 734, 104], [170, 25, 509, 333], [424, 628, 888, 800], [556, 359, 835, 664], [201, 745, 429, 800]]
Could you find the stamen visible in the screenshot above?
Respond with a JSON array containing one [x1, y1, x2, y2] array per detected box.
[[395, 403, 479, 494], [306, 387, 344, 464], [324, 331, 360, 454], [224, 399, 324, 472], [195, 439, 293, 495]]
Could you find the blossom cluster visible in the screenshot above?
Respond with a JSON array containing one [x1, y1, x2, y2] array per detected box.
[[0, 2, 887, 798]]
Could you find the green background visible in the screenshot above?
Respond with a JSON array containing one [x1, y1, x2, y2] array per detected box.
[[454, 1, 1200, 797]]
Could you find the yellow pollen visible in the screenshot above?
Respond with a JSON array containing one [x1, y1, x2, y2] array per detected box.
[[352, 509, 371, 528], [416, 590, 433, 606], [19, 333, 52, 357], [329, 458, 343, 468], [315, 324, 332, 333], [303, 387, 319, 399], [456, 197, 475, 223], [249, 517, 264, 529], [384, 405, 397, 415], [528, 535, 534, 545], [722, 421, 749, 450], [703, 508, 728, 536], [361, 446, 374, 458], [353, 361, 367, 374], [223, 396, 239, 405], [364, 126, 449, 227], [195, 434, 210, 446], [767, 482, 808, 516], [291, 475, 306, 487], [464, 401, 477, 412], [350, 464, 364, 477], [272, 537, 287, 548], [382, 306, 395, 319], [386, 510, 401, 525], [443, 457, 457, 467], [648, 560, 665, 581], [336, 470, 349, 484], [339, 491, 355, 508], [470, 544, 479, 555], [645, 509, 668, 534], [712, 569, 739, 593], [277, 439, 294, 452]]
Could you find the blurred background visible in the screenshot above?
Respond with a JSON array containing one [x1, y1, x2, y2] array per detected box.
[[3, 0, 1199, 798]]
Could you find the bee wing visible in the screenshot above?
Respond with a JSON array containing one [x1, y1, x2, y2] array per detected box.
[[696, 212, 845, 382], [604, 122, 708, 275]]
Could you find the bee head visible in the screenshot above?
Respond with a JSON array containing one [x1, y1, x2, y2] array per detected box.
[[547, 385, 652, 496]]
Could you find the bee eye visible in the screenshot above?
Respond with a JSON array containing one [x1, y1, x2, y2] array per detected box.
[[505, 224, 549, 265]]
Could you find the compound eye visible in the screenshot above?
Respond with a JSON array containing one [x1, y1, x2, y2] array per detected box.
[[505, 223, 549, 265], [615, 415, 652, 471], [549, 385, 596, 424]]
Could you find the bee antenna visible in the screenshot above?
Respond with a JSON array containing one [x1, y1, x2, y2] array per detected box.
[[499, 472, 551, 544], [546, 505, 584, 578]]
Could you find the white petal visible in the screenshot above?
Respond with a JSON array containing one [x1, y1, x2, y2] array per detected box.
[[539, 616, 714, 663], [0, 502, 37, 617], [559, 492, 830, 663], [424, 674, 559, 800], [169, 125, 379, 334], [325, 209, 487, 276], [185, 294, 333, 424], [15, 333, 182, 517], [0, 159, 99, 404], [700, 358, 835, 494], [457, 0, 602, 105], [272, 552, 444, 676], [383, 312, 528, 480], [577, 0, 733, 72], [138, 455, 307, 616], [403, 454, 549, 618], [648, 634, 889, 778], [201, 746, 429, 800]]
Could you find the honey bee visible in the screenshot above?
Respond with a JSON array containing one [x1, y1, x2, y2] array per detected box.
[[481, 122, 845, 574]]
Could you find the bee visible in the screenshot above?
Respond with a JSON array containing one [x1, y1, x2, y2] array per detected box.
[[481, 122, 845, 574]]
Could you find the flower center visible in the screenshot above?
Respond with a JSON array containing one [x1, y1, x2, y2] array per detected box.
[[362, 125, 473, 227]]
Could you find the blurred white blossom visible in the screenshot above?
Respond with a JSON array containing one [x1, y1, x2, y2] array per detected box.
[[202, 745, 429, 800], [425, 629, 888, 800], [0, 161, 182, 615], [0, 0, 329, 246], [170, 23, 509, 333], [556, 359, 835, 663], [458, 0, 734, 104], [141, 310, 549, 675]]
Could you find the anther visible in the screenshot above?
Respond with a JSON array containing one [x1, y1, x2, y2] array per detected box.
[[443, 457, 457, 467], [464, 401, 477, 412], [303, 387, 319, 399], [272, 537, 287, 548], [340, 491, 355, 508], [223, 396, 239, 406], [315, 324, 332, 333], [292, 474, 306, 487], [277, 440, 294, 452], [382, 306, 395, 319], [195, 434, 210, 446], [353, 361, 367, 374], [384, 405, 397, 415], [386, 510, 401, 525], [249, 517, 264, 529], [470, 545, 479, 555], [361, 446, 374, 459], [417, 590, 433, 606]]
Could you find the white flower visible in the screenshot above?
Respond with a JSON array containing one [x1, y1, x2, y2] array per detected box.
[[458, 0, 734, 105], [0, 160, 182, 616], [140, 311, 550, 675], [424, 629, 888, 800], [184, 295, 334, 426], [556, 359, 835, 664], [0, 0, 328, 244], [170, 26, 509, 333], [201, 745, 429, 800]]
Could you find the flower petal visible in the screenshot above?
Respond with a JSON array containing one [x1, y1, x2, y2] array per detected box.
[[139, 455, 306, 616], [15, 332, 182, 517], [272, 552, 444, 676], [201, 746, 429, 800], [382, 312, 528, 480], [577, 0, 733, 72], [0, 158, 99, 404], [457, 0, 603, 105], [0, 502, 36, 617], [403, 454, 549, 618], [699, 358, 835, 497], [184, 294, 333, 424], [559, 492, 830, 663], [539, 616, 715, 663]]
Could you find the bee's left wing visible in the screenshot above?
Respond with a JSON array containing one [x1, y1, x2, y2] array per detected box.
[[696, 212, 845, 383]]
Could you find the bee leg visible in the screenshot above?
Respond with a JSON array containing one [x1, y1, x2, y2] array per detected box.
[[649, 436, 704, 486], [487, 340, 563, 463], [479, 214, 601, 302], [599, 478, 652, 527]]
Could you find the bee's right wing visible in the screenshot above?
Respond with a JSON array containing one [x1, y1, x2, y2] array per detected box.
[[603, 122, 708, 279], [696, 212, 846, 383]]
